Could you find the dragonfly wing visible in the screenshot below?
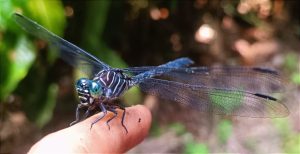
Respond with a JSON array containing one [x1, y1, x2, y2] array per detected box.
[[123, 66, 158, 75], [13, 13, 111, 76], [123, 57, 193, 75], [130, 58, 193, 85], [139, 78, 289, 117], [163, 67, 285, 94], [125, 66, 285, 94]]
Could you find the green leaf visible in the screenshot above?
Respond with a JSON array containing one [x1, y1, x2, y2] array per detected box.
[[150, 121, 163, 137], [217, 120, 232, 143], [27, 0, 66, 64], [1, 0, 66, 127], [122, 86, 142, 105], [0, 36, 35, 101], [284, 52, 299, 72], [272, 118, 300, 153], [291, 73, 300, 85], [283, 134, 300, 153], [35, 84, 58, 128], [27, 0, 65, 34], [169, 122, 187, 136], [184, 141, 209, 154]]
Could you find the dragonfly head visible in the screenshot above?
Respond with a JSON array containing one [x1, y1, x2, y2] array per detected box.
[[75, 78, 103, 104]]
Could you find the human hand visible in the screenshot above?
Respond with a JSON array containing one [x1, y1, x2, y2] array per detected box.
[[28, 105, 151, 153]]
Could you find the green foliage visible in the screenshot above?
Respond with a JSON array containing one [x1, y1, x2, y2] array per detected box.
[[284, 52, 300, 85], [0, 0, 65, 128], [209, 90, 243, 114], [284, 133, 300, 153], [169, 122, 187, 136], [184, 141, 209, 154], [272, 118, 289, 135], [222, 1, 262, 27], [80, 1, 126, 68], [291, 73, 300, 85], [14, 60, 56, 126], [35, 84, 58, 128], [150, 122, 187, 137], [78, 0, 140, 105], [149, 121, 163, 137], [272, 118, 300, 153], [0, 35, 35, 101], [284, 52, 298, 71], [0, 0, 64, 101], [217, 120, 233, 143], [0, 0, 31, 101], [122, 86, 142, 105]]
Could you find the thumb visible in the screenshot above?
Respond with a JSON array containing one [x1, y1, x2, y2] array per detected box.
[[28, 105, 152, 153]]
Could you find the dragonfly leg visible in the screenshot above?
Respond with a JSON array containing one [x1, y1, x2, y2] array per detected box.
[[119, 106, 128, 134], [83, 108, 91, 119], [90, 103, 107, 130], [70, 104, 84, 126], [106, 107, 118, 130], [83, 105, 96, 119]]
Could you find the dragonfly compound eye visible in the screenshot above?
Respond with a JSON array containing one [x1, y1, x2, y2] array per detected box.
[[76, 78, 89, 89], [75, 78, 91, 103], [89, 81, 102, 98]]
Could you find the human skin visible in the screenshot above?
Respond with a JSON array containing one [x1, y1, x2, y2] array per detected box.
[[28, 105, 152, 153]]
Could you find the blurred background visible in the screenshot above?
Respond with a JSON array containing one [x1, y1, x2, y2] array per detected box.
[[0, 0, 299, 153]]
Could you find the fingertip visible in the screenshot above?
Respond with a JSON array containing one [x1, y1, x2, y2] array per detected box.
[[126, 104, 152, 133], [120, 105, 152, 151], [70, 105, 152, 152], [29, 105, 152, 153]]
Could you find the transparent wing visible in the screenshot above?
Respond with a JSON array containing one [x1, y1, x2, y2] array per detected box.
[[130, 57, 193, 85], [13, 13, 111, 76], [123, 66, 157, 74], [124, 66, 285, 94], [139, 78, 289, 117]]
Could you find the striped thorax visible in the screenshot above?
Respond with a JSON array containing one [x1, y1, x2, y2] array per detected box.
[[93, 70, 131, 98]]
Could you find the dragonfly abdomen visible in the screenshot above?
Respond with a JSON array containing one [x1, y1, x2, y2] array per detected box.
[[94, 70, 130, 98]]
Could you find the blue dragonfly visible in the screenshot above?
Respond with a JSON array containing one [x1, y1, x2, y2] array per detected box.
[[13, 13, 289, 133]]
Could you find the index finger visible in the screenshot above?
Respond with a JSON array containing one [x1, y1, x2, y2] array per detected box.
[[29, 105, 152, 153]]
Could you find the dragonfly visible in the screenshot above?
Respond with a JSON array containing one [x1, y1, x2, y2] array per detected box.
[[13, 13, 289, 133]]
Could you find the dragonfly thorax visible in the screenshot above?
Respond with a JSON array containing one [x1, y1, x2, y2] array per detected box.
[[93, 70, 131, 98]]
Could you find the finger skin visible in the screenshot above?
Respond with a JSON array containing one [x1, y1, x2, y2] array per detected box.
[[28, 105, 152, 153]]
